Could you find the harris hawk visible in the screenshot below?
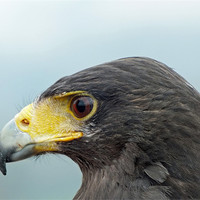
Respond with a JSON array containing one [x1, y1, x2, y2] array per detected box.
[[0, 57, 200, 199]]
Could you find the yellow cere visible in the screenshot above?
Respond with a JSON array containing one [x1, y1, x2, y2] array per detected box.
[[14, 91, 97, 144]]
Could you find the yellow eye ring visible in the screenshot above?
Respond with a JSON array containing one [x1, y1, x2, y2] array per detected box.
[[54, 91, 98, 121], [65, 92, 98, 121], [71, 96, 94, 118]]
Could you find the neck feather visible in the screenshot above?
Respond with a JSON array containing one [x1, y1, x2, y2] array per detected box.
[[73, 143, 159, 200]]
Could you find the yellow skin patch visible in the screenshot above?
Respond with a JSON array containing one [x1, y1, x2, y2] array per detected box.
[[14, 91, 97, 153]]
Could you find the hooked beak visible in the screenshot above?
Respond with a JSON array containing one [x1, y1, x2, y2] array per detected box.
[[0, 97, 84, 175], [0, 91, 97, 175], [0, 119, 34, 175]]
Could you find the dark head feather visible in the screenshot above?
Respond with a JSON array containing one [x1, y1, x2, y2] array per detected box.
[[40, 57, 200, 199]]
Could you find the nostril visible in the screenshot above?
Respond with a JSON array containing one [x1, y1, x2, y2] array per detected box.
[[21, 119, 30, 126]]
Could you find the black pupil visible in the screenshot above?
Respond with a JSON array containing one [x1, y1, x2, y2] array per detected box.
[[76, 99, 86, 113]]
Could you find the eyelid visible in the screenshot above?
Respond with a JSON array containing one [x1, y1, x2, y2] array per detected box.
[[67, 93, 98, 121], [71, 96, 93, 118]]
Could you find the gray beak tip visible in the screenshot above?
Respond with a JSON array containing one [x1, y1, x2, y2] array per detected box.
[[0, 152, 7, 175], [0, 118, 34, 176], [0, 167, 7, 176]]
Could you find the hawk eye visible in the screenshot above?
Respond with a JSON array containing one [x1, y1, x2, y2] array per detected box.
[[71, 96, 94, 118]]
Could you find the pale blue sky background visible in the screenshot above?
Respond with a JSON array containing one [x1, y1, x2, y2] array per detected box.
[[0, 0, 200, 199]]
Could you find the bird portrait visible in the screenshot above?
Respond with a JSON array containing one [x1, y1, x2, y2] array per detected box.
[[0, 57, 200, 199]]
